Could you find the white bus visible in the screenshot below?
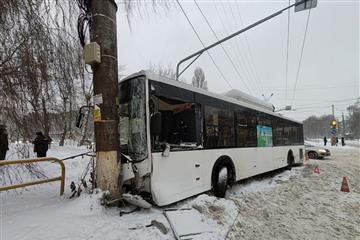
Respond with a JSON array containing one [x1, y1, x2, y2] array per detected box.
[[119, 70, 304, 206]]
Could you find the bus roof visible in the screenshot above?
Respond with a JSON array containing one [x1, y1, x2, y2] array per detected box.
[[121, 70, 302, 125]]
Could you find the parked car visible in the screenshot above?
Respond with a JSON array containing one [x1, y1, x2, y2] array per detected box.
[[305, 144, 331, 159]]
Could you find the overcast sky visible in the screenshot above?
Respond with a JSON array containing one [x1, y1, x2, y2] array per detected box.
[[115, 0, 359, 121]]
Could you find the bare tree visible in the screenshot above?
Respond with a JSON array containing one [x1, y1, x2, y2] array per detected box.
[[121, 0, 172, 28], [148, 63, 177, 79], [347, 99, 360, 138], [303, 115, 338, 139], [0, 0, 171, 145], [0, 0, 84, 142], [192, 67, 208, 90]]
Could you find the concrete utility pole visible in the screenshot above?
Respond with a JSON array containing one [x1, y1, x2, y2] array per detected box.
[[332, 104, 335, 119], [90, 0, 121, 200], [342, 112, 346, 136]]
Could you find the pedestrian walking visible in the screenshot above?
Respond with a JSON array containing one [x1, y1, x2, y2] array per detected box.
[[47, 136, 53, 149], [341, 137, 345, 146], [33, 131, 49, 157], [323, 136, 327, 146], [0, 125, 9, 160]]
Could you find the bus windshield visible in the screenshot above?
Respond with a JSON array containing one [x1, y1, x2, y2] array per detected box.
[[119, 76, 147, 161]]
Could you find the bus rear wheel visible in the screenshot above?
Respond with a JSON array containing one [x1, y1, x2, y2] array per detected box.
[[213, 166, 228, 198]]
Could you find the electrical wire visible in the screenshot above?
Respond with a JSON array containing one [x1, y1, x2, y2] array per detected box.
[[225, 3, 259, 92], [233, 3, 264, 95], [213, 3, 256, 91], [194, 0, 252, 94], [176, 0, 233, 89], [275, 96, 359, 103], [262, 84, 357, 91], [225, 2, 262, 93], [76, 0, 92, 47], [284, 0, 291, 106], [291, 8, 312, 105], [293, 98, 360, 108]]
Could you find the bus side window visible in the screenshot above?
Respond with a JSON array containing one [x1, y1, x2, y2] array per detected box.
[[273, 122, 284, 146], [235, 112, 257, 147], [236, 114, 247, 147], [204, 106, 219, 148], [204, 105, 235, 148]]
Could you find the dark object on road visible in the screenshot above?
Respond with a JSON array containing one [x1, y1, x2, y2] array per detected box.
[[128, 220, 168, 234], [323, 136, 327, 146], [341, 137, 345, 146], [33, 131, 50, 157], [340, 176, 350, 192], [0, 125, 9, 160], [305, 144, 331, 159]]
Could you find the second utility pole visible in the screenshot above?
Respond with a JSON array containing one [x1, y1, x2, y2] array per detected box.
[[91, 0, 121, 200]]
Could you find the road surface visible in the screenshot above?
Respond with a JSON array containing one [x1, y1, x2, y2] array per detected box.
[[226, 146, 360, 240]]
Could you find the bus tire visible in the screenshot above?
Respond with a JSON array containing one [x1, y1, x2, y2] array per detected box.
[[286, 151, 294, 171], [213, 166, 228, 198], [211, 156, 235, 198]]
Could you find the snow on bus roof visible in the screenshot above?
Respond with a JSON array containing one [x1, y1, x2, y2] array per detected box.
[[121, 70, 302, 124]]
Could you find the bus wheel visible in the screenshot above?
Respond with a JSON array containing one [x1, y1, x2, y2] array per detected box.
[[213, 166, 228, 198]]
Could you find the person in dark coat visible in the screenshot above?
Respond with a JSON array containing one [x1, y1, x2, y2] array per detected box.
[[323, 136, 327, 146], [33, 131, 49, 157], [0, 125, 9, 160]]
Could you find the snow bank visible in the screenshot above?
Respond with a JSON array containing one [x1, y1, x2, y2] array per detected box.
[[229, 167, 303, 195]]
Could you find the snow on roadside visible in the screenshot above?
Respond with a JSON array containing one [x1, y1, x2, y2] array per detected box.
[[4, 144, 357, 240], [188, 195, 238, 239], [229, 167, 303, 196], [1, 144, 293, 240], [306, 138, 360, 150]]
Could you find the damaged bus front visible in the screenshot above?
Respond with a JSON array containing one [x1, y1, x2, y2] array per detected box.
[[119, 73, 204, 206], [119, 75, 152, 201]]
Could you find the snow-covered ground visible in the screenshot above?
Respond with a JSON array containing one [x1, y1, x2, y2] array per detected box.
[[1, 143, 359, 240], [305, 138, 360, 149]]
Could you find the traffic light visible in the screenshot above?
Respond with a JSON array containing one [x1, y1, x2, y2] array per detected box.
[[331, 120, 337, 127]]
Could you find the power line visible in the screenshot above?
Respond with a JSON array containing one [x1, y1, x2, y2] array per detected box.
[[212, 3, 255, 91], [219, 2, 257, 88], [295, 103, 351, 110], [275, 96, 359, 102], [175, 0, 313, 88], [176, 0, 233, 89], [281, 84, 357, 90], [233, 2, 264, 94], [284, 0, 291, 106], [294, 98, 360, 107], [291, 8, 312, 105], [214, 2, 257, 92], [194, 0, 252, 94]]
